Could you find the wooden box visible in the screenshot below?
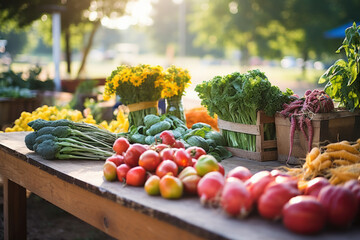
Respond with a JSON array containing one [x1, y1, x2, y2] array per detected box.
[[0, 97, 42, 130], [275, 110, 360, 164], [218, 111, 277, 162]]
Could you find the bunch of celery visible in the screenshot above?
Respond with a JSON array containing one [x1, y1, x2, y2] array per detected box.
[[195, 70, 293, 151]]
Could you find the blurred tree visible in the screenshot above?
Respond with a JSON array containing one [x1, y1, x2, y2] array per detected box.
[[0, 0, 129, 78], [189, 0, 359, 67]]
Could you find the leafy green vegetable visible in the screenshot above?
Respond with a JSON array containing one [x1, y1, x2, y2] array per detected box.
[[319, 22, 360, 111], [195, 69, 292, 151]]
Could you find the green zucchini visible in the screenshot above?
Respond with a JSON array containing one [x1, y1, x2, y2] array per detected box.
[[144, 114, 161, 129], [146, 121, 172, 136], [191, 122, 211, 130], [186, 136, 209, 152]]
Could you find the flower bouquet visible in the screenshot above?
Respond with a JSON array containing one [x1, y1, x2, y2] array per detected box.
[[103, 64, 164, 127], [162, 65, 191, 123]]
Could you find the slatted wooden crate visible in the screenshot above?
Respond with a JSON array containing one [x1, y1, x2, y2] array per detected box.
[[0, 97, 42, 130], [275, 109, 360, 164], [218, 111, 277, 162]]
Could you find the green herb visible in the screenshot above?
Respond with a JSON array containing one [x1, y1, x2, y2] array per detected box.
[[319, 22, 360, 111], [195, 69, 293, 151]]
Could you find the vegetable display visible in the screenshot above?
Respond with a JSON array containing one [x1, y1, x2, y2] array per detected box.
[[25, 119, 122, 160], [195, 69, 293, 151], [279, 89, 334, 162], [285, 139, 360, 185], [319, 22, 360, 111], [127, 114, 231, 161], [103, 139, 360, 235]]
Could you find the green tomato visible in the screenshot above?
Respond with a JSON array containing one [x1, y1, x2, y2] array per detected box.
[[159, 175, 183, 199], [195, 154, 219, 177], [144, 175, 160, 196]]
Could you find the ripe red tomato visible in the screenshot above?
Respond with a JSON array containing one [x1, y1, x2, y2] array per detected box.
[[113, 137, 130, 155], [124, 144, 147, 167], [126, 166, 147, 186], [156, 160, 178, 178], [153, 143, 169, 153], [218, 163, 225, 176], [173, 140, 185, 149], [116, 164, 131, 182], [160, 130, 176, 146], [186, 146, 206, 159], [174, 148, 192, 167], [160, 148, 175, 161], [139, 150, 161, 172], [106, 155, 125, 167]]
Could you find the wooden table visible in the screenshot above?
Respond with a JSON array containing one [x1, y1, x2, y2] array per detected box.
[[0, 132, 359, 240]]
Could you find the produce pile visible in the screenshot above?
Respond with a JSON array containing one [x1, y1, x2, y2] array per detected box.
[[195, 69, 293, 151], [102, 132, 360, 235], [279, 89, 334, 161], [25, 119, 121, 160], [126, 114, 231, 161], [286, 139, 360, 185]]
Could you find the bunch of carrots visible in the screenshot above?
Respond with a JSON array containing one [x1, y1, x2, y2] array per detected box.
[[286, 139, 360, 185]]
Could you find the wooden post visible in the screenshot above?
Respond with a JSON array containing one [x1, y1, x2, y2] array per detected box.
[[3, 178, 26, 240]]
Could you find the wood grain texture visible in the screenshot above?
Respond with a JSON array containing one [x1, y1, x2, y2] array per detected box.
[[1, 132, 360, 240], [3, 178, 26, 240]]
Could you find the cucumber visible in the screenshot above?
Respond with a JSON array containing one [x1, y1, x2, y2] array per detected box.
[[146, 121, 171, 136], [191, 122, 211, 130], [144, 114, 161, 128], [186, 136, 209, 152]]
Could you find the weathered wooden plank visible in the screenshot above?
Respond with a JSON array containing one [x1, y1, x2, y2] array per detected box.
[[218, 119, 260, 135], [3, 178, 27, 240], [0, 132, 360, 240]]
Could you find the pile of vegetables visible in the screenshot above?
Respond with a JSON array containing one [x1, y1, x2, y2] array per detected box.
[[103, 132, 224, 200], [103, 136, 360, 235], [25, 119, 122, 160], [286, 139, 360, 185], [127, 114, 231, 161], [195, 69, 293, 151], [279, 89, 334, 161], [319, 22, 360, 111]]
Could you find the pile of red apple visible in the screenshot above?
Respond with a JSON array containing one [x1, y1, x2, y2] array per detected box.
[[103, 131, 360, 235]]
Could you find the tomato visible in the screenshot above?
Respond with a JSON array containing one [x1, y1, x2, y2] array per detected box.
[[226, 166, 252, 181], [106, 155, 124, 167], [218, 163, 225, 176], [139, 150, 161, 172], [144, 175, 161, 196], [156, 160, 178, 178], [182, 175, 201, 195], [126, 166, 147, 186], [174, 148, 192, 168], [103, 161, 117, 181], [116, 164, 131, 182], [178, 166, 197, 180], [159, 175, 183, 199], [160, 148, 175, 161], [173, 140, 185, 149], [113, 137, 130, 155], [160, 130, 176, 146], [153, 143, 170, 153], [124, 144, 147, 167], [195, 155, 219, 177], [186, 146, 206, 159]]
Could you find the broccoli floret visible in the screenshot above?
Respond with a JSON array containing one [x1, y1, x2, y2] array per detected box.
[[52, 126, 72, 138], [35, 134, 55, 145], [28, 119, 49, 131], [24, 132, 37, 150], [36, 140, 60, 159], [37, 126, 55, 136]]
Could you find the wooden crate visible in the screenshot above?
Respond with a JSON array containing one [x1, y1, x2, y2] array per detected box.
[[275, 110, 360, 164], [0, 97, 42, 130], [218, 111, 277, 162]]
